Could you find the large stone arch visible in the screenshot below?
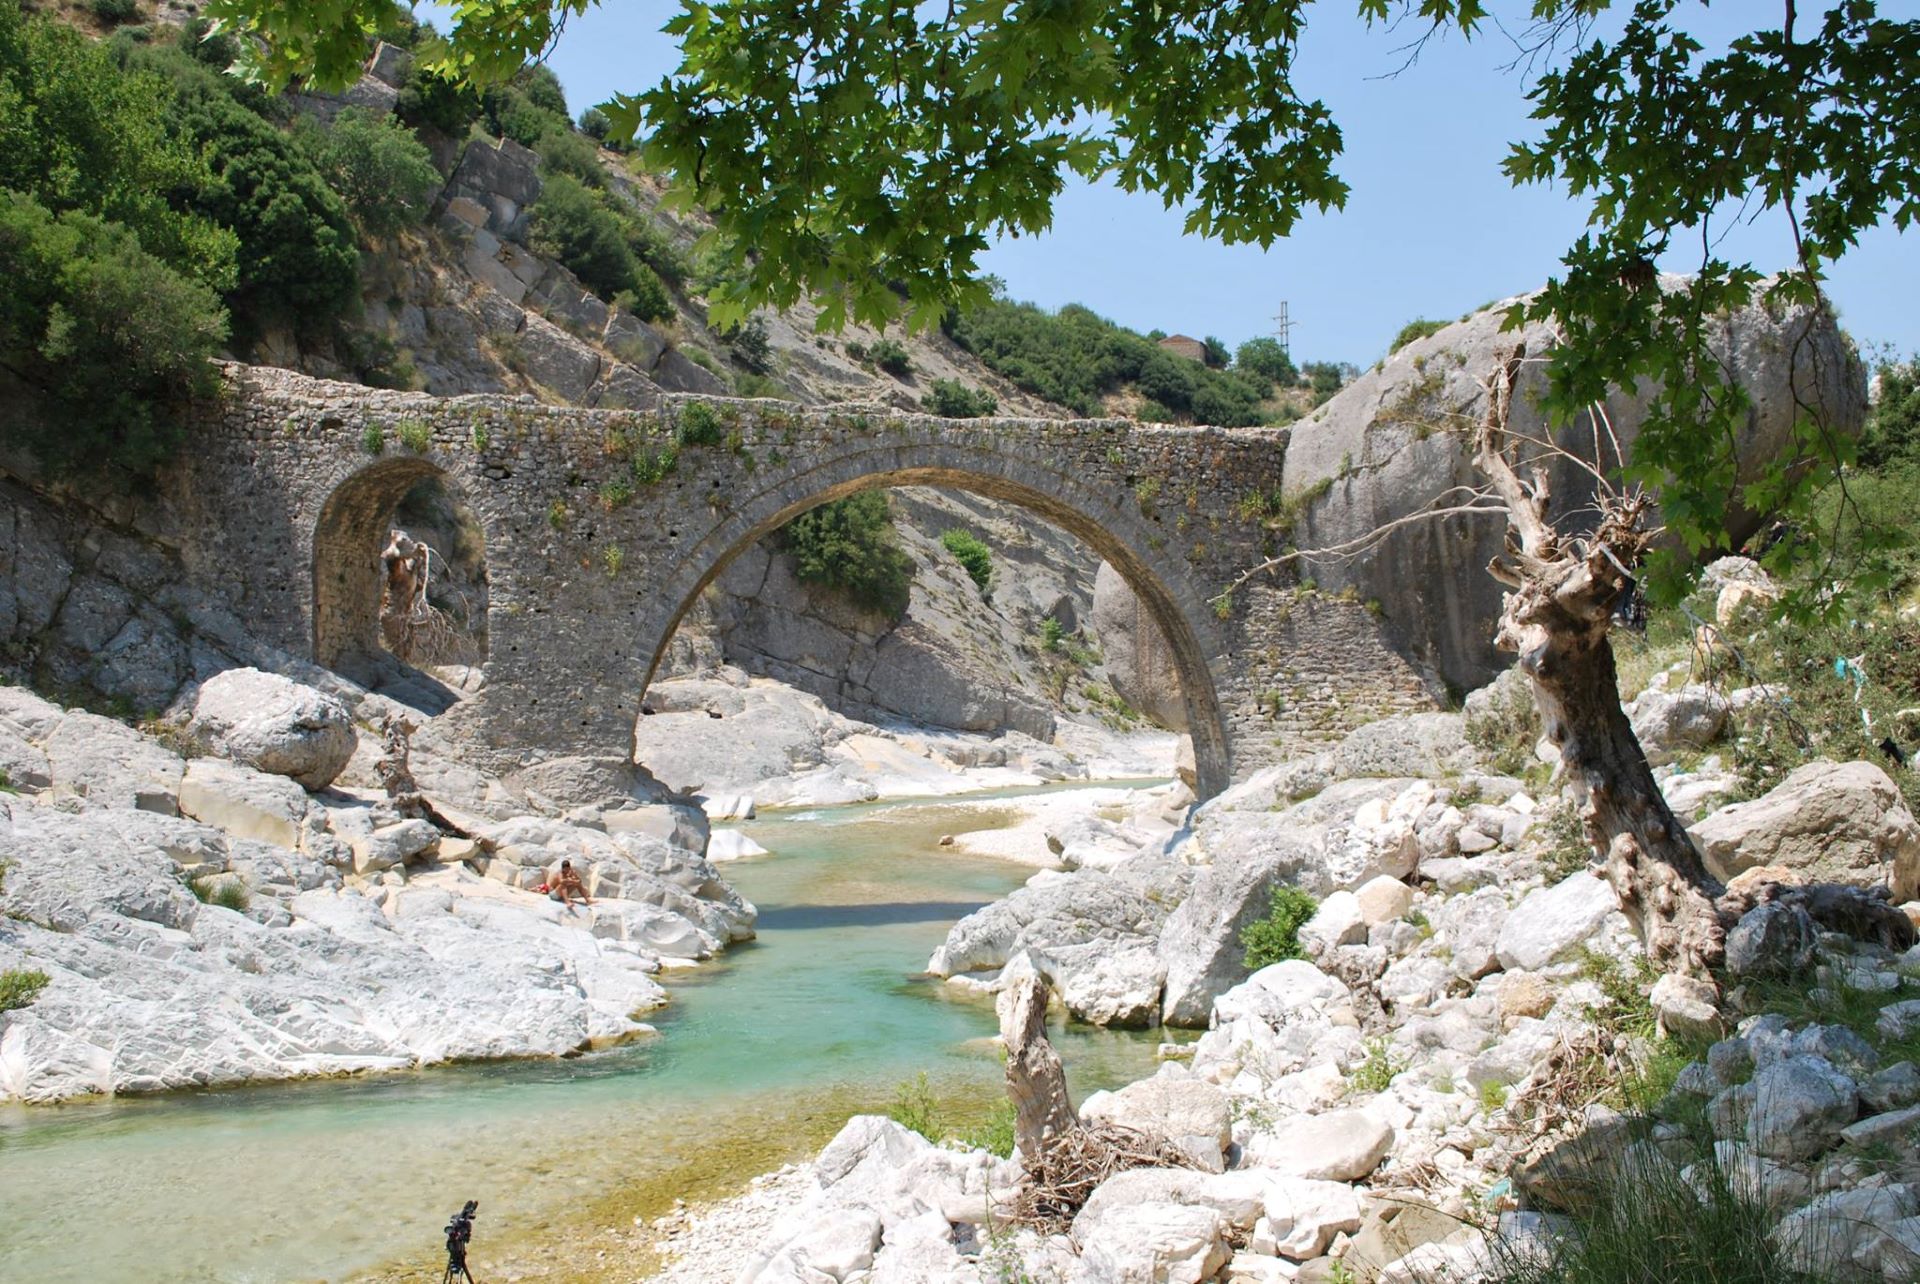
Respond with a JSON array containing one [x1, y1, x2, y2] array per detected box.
[[635, 441, 1234, 797], [311, 455, 488, 675], [176, 367, 1445, 799]]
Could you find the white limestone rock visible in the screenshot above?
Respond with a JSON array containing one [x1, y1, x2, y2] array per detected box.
[[177, 758, 311, 849], [1080, 1069, 1233, 1172], [187, 668, 356, 789], [1239, 1107, 1394, 1181], [1077, 1201, 1231, 1284], [1494, 873, 1619, 971], [1691, 759, 1920, 899]]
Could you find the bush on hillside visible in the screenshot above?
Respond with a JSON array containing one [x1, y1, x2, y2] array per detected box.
[[119, 47, 359, 327], [869, 337, 912, 376], [0, 194, 227, 477], [946, 298, 1267, 424], [2, 2, 236, 289], [778, 492, 914, 620], [396, 57, 481, 135], [534, 125, 606, 189], [295, 108, 440, 237], [529, 174, 671, 318], [1389, 317, 1447, 353], [939, 529, 993, 595], [1302, 360, 1348, 406], [578, 106, 611, 140], [1861, 358, 1919, 469], [90, 0, 137, 25], [920, 379, 997, 418], [1236, 335, 1297, 387], [723, 315, 772, 373], [481, 65, 570, 148]]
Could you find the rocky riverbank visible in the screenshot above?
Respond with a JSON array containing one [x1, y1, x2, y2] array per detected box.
[[626, 670, 1920, 1284], [0, 656, 1177, 1104]]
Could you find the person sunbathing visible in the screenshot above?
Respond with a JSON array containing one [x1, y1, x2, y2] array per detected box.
[[548, 859, 591, 908]]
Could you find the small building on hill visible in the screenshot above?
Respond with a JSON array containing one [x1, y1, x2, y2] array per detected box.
[[1157, 334, 1208, 363]]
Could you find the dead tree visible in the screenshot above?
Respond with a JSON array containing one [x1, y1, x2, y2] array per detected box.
[[1474, 343, 1727, 978], [997, 974, 1076, 1165]]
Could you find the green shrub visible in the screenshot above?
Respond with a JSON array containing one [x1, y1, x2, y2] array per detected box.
[[887, 1071, 939, 1140], [724, 315, 772, 373], [1388, 317, 1446, 353], [161, 72, 359, 327], [396, 420, 432, 453], [0, 194, 227, 477], [778, 492, 914, 620], [940, 529, 993, 594], [946, 299, 1266, 425], [578, 106, 611, 140], [676, 401, 723, 446], [530, 174, 645, 304], [90, 0, 138, 24], [1240, 885, 1318, 970], [3, 7, 236, 284], [534, 125, 607, 190], [1479, 1140, 1843, 1284], [1860, 357, 1920, 468], [921, 378, 998, 417], [0, 967, 49, 1012], [1040, 616, 1065, 652], [1347, 1036, 1407, 1095], [526, 175, 679, 320], [360, 422, 385, 454], [1302, 361, 1349, 406], [396, 59, 480, 135], [632, 445, 678, 484], [1235, 335, 1297, 386], [190, 875, 250, 912], [956, 1099, 1018, 1158], [294, 107, 440, 237], [869, 337, 912, 376]]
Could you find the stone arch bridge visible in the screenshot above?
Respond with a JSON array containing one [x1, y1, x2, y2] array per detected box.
[[164, 366, 1437, 798]]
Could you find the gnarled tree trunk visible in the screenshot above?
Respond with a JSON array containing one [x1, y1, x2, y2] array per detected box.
[[1476, 345, 1727, 978]]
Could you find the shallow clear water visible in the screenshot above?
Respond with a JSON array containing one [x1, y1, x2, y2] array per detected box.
[[0, 786, 1167, 1283]]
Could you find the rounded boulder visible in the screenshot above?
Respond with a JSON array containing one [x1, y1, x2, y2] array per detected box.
[[188, 668, 356, 789]]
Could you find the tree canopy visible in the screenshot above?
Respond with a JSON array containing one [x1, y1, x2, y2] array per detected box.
[[207, 0, 1918, 595]]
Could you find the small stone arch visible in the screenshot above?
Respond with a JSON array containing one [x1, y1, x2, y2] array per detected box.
[[311, 456, 489, 675], [636, 448, 1235, 797]]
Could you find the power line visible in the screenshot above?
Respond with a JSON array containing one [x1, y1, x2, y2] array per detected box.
[[1272, 302, 1294, 358]]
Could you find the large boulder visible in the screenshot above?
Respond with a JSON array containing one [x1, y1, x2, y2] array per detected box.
[[1495, 872, 1621, 971], [1626, 685, 1730, 765], [187, 668, 356, 789], [926, 870, 1161, 978], [1281, 288, 1864, 694], [1691, 760, 1920, 899], [1090, 561, 1187, 730]]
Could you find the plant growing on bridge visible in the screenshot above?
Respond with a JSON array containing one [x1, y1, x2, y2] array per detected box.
[[360, 423, 385, 455], [631, 444, 679, 485], [675, 401, 723, 447], [396, 419, 432, 453]]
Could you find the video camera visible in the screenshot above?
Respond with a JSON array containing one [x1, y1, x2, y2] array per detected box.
[[443, 1200, 479, 1283]]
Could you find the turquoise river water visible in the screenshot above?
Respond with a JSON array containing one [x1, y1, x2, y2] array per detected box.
[[0, 784, 1169, 1283]]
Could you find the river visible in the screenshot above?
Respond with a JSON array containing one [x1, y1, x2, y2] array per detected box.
[[0, 784, 1169, 1283]]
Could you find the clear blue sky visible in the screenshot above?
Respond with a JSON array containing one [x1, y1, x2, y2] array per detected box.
[[435, 2, 1920, 367]]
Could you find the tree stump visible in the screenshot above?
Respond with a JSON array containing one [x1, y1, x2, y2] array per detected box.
[[997, 974, 1076, 1167]]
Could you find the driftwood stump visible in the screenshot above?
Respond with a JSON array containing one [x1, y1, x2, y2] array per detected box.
[[997, 974, 1076, 1166]]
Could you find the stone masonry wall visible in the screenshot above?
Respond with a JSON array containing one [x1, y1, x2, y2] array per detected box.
[[55, 363, 1440, 796]]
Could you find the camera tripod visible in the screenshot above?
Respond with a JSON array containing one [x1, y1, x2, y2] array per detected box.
[[442, 1255, 477, 1284]]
